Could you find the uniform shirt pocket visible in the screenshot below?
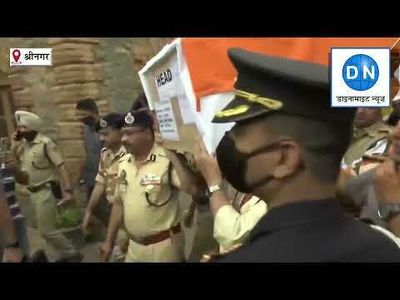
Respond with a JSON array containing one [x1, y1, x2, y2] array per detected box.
[[144, 185, 173, 207], [142, 177, 162, 201], [140, 174, 168, 206], [31, 151, 50, 170]]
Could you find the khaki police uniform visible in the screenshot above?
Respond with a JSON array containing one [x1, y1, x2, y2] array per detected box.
[[342, 121, 392, 174], [95, 145, 128, 260], [16, 132, 77, 258], [115, 143, 185, 262], [91, 113, 125, 230], [95, 146, 126, 204], [14, 183, 33, 227]]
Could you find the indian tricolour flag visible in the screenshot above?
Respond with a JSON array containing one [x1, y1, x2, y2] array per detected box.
[[139, 38, 398, 154]]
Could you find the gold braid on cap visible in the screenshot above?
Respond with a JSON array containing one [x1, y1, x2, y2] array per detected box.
[[214, 90, 283, 119], [235, 90, 283, 110], [215, 105, 249, 118]]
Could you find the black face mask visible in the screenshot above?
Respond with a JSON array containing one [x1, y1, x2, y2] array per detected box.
[[216, 132, 290, 193], [81, 115, 96, 126], [21, 131, 38, 142]]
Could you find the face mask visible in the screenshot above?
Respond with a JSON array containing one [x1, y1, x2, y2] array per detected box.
[[21, 131, 38, 142], [216, 132, 290, 193], [81, 115, 96, 126]]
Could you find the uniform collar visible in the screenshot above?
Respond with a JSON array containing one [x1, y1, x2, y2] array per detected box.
[[355, 121, 390, 138], [118, 146, 126, 156], [114, 145, 126, 158], [107, 145, 126, 161], [128, 143, 163, 164], [249, 198, 344, 241], [30, 132, 42, 144], [144, 143, 164, 162]]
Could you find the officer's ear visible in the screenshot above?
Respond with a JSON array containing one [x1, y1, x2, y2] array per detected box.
[[271, 140, 303, 179]]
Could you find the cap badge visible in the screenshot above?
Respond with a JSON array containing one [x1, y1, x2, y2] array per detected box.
[[99, 119, 108, 128], [125, 112, 135, 125]]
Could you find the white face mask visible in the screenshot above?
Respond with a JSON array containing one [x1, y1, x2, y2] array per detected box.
[[395, 66, 399, 81]]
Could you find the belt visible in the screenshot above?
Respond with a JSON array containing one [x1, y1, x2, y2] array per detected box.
[[27, 182, 51, 193], [129, 223, 181, 246]]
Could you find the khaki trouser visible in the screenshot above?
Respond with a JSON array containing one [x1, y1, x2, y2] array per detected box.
[[28, 187, 77, 258], [15, 183, 35, 227], [125, 232, 185, 262]]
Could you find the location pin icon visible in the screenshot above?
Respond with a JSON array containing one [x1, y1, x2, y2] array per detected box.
[[12, 49, 21, 62]]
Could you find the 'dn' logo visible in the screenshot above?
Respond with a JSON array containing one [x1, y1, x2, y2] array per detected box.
[[331, 48, 390, 108], [342, 54, 379, 91]]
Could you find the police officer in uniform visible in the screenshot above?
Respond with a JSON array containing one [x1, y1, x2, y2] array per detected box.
[[342, 108, 392, 174], [83, 113, 126, 231], [82, 113, 127, 260], [202, 48, 400, 262], [338, 109, 392, 222], [373, 121, 400, 239], [11, 111, 81, 262], [100, 110, 202, 262]]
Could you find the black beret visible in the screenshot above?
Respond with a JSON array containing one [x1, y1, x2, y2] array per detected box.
[[76, 98, 98, 113], [212, 48, 356, 128], [95, 113, 124, 132], [122, 110, 153, 129]]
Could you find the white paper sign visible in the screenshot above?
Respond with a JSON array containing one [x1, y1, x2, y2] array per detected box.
[[155, 102, 180, 141], [154, 54, 182, 100], [139, 39, 232, 154]]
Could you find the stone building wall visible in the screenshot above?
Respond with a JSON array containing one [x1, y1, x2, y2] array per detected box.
[[0, 37, 171, 184], [98, 38, 172, 113]]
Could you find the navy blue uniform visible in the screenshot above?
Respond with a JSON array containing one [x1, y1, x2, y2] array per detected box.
[[218, 199, 400, 262]]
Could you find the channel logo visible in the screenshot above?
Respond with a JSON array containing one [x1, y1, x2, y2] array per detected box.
[[331, 48, 390, 108]]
